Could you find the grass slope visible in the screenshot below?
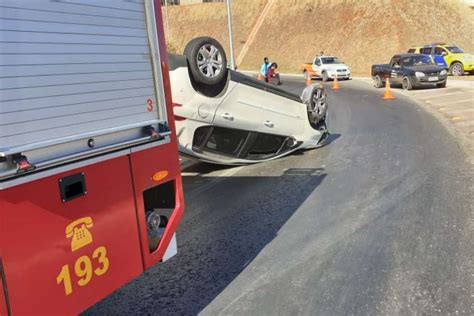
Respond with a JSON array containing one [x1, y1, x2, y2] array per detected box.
[[165, 0, 474, 76]]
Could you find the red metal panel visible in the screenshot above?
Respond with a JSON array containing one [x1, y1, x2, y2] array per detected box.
[[0, 156, 143, 314], [129, 144, 184, 269], [0, 254, 9, 316], [0, 288, 7, 316], [0, 286, 7, 316], [126, 0, 185, 270]]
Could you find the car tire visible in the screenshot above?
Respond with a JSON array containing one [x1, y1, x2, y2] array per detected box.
[[373, 75, 383, 88], [436, 82, 447, 88], [402, 77, 413, 90], [184, 37, 228, 86], [306, 85, 327, 128], [322, 72, 328, 82], [449, 62, 464, 76]]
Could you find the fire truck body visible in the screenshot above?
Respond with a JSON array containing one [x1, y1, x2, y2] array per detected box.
[[0, 1, 184, 314]]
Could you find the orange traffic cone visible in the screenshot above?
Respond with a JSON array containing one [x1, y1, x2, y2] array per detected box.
[[306, 73, 312, 86], [383, 77, 395, 100], [257, 73, 263, 81], [332, 73, 340, 91]]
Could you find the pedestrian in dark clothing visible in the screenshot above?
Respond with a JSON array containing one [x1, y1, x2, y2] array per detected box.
[[267, 62, 281, 85]]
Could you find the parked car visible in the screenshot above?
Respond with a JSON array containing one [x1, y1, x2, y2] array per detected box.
[[169, 37, 329, 165], [372, 54, 447, 90], [408, 43, 474, 76], [301, 56, 351, 81]]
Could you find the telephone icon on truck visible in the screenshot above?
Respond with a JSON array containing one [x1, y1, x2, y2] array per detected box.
[[66, 217, 93, 252]]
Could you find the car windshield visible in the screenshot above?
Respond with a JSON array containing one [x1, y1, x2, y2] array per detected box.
[[321, 57, 342, 64], [446, 46, 464, 53], [401, 55, 434, 66]]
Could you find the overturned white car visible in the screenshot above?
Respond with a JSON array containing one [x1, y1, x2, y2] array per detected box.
[[169, 37, 329, 164]]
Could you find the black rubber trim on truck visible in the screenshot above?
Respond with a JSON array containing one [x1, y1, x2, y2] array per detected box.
[[0, 258, 11, 316], [229, 70, 302, 103]]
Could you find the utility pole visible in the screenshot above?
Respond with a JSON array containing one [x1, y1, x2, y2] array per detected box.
[[226, 0, 235, 70], [164, 0, 170, 38]]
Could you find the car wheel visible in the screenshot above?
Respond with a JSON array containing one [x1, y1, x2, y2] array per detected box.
[[184, 37, 228, 86], [322, 72, 328, 82], [373, 75, 383, 88], [449, 62, 464, 76], [402, 77, 413, 90], [436, 82, 447, 88], [306, 85, 327, 128]]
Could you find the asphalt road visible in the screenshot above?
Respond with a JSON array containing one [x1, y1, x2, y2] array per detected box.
[[85, 78, 473, 315]]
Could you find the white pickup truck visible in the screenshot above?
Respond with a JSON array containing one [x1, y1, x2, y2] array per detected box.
[[301, 56, 351, 81]]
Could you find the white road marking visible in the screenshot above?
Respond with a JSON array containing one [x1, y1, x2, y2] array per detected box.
[[417, 91, 465, 98], [447, 98, 474, 105], [407, 88, 456, 94], [443, 108, 474, 115]]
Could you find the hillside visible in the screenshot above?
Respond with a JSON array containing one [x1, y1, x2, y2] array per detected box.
[[164, 0, 474, 75]]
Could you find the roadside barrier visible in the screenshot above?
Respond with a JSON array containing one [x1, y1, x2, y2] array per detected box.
[[383, 77, 395, 100], [306, 74, 312, 86], [332, 74, 340, 91]]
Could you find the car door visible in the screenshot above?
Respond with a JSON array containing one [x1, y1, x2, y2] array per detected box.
[[433, 46, 448, 68], [389, 57, 403, 83], [214, 82, 305, 138], [253, 90, 306, 137], [213, 83, 265, 131], [312, 58, 323, 77]]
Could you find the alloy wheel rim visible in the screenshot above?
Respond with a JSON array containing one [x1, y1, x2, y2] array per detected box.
[[375, 76, 381, 87], [197, 44, 223, 78], [452, 64, 462, 76]]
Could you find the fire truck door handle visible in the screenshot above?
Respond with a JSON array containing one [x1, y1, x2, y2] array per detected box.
[[59, 173, 87, 203]]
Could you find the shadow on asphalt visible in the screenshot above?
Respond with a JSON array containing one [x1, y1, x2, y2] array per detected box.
[[85, 167, 327, 315], [319, 133, 341, 147]]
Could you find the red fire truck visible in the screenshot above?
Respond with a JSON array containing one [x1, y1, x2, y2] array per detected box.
[[0, 0, 184, 314]]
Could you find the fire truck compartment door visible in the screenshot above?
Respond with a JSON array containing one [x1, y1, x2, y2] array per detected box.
[[0, 0, 167, 164], [0, 156, 144, 314]]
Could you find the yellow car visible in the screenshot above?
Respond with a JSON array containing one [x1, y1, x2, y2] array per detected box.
[[408, 44, 474, 76]]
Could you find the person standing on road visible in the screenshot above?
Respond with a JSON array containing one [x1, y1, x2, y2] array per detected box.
[[261, 57, 270, 82]]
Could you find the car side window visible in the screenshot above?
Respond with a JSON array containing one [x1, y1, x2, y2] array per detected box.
[[421, 47, 432, 54], [245, 134, 287, 159], [192, 126, 249, 157], [315, 58, 321, 66], [434, 47, 446, 55], [390, 58, 401, 68], [407, 48, 416, 53]]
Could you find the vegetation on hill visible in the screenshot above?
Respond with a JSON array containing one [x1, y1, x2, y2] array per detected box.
[[164, 0, 474, 75]]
